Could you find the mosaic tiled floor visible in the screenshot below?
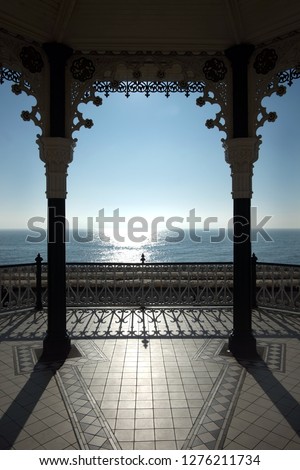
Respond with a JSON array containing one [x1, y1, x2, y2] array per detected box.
[[0, 307, 300, 450]]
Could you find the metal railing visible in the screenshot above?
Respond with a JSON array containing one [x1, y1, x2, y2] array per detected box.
[[65, 262, 234, 307], [0, 262, 37, 311], [255, 262, 300, 311], [0, 254, 299, 313]]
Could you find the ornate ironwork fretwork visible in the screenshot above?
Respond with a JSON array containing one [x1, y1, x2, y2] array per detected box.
[[252, 66, 300, 135], [0, 31, 47, 134], [0, 66, 24, 85], [253, 48, 278, 75], [196, 82, 229, 135], [71, 80, 207, 134], [256, 263, 300, 311], [92, 80, 205, 98], [253, 80, 286, 133], [0, 66, 44, 131], [71, 57, 96, 82], [67, 48, 231, 137], [203, 58, 227, 82], [72, 80, 229, 136], [1, 261, 299, 314], [277, 66, 300, 86], [250, 29, 300, 135], [20, 46, 44, 73]]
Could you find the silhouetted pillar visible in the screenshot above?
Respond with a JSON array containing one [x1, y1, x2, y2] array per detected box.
[[223, 137, 260, 356], [224, 44, 259, 357], [39, 43, 75, 359]]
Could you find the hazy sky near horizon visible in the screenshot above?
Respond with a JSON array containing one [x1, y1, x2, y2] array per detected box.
[[0, 78, 299, 231]]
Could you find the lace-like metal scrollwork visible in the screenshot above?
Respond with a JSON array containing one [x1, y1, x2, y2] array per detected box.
[[71, 86, 103, 134], [92, 80, 205, 98], [277, 66, 300, 87], [0, 67, 44, 131], [255, 79, 287, 134], [252, 56, 300, 136], [196, 83, 229, 136], [70, 80, 206, 135]]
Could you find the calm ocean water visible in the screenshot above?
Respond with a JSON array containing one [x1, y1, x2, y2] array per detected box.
[[0, 228, 299, 265]]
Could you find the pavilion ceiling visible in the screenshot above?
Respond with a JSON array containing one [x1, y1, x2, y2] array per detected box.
[[1, 0, 300, 53]]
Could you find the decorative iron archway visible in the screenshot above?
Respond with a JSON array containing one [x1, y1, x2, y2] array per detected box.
[[1, 28, 300, 358]]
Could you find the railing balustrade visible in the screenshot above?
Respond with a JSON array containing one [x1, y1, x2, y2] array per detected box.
[[0, 256, 299, 313], [256, 262, 300, 311], [0, 263, 36, 311], [66, 262, 234, 307]]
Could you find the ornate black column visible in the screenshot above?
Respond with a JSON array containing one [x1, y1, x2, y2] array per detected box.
[[39, 43, 74, 359], [224, 44, 259, 357]]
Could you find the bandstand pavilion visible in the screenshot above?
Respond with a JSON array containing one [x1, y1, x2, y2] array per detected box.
[[0, 0, 300, 451]]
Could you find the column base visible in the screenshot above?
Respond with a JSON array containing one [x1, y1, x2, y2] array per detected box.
[[228, 331, 259, 359], [42, 332, 71, 361]]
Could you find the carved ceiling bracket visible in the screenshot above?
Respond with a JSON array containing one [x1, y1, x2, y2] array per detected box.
[[0, 30, 48, 136], [249, 32, 300, 137]]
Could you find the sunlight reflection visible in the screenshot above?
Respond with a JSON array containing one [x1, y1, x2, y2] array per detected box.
[[91, 227, 158, 263], [105, 247, 143, 263]]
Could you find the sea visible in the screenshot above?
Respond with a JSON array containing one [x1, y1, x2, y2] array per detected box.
[[0, 228, 299, 266]]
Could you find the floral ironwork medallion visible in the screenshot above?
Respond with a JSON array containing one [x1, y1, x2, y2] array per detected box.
[[71, 57, 95, 82], [254, 48, 278, 74], [20, 46, 44, 73], [203, 58, 227, 82]]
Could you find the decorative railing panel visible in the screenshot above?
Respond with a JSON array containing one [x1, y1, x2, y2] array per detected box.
[[256, 263, 300, 311], [65, 263, 234, 307], [1, 260, 299, 313], [0, 263, 36, 312]]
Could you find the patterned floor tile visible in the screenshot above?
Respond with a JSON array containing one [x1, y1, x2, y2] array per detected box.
[[1, 307, 299, 450], [182, 337, 288, 450]]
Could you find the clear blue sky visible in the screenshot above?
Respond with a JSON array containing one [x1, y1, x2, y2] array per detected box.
[[0, 78, 299, 230]]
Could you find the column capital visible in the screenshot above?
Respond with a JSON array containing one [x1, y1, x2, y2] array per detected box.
[[223, 137, 261, 199], [37, 137, 76, 199]]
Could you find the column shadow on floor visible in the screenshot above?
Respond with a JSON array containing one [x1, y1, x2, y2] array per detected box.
[[0, 357, 65, 449], [238, 357, 300, 437]]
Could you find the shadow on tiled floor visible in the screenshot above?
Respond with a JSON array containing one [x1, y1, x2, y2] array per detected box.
[[0, 358, 62, 448], [239, 358, 300, 437], [0, 307, 300, 450]]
